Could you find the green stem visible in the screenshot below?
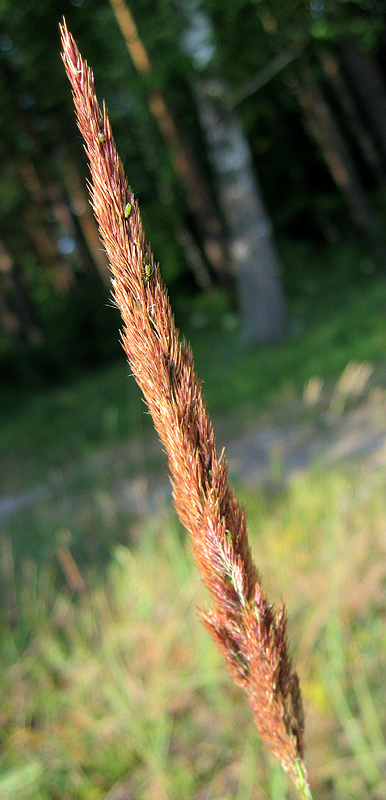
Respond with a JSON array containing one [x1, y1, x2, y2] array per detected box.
[[292, 760, 313, 800]]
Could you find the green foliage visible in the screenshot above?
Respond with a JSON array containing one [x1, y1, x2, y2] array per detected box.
[[0, 270, 121, 387]]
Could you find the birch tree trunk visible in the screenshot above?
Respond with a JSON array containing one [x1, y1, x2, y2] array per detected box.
[[180, 2, 286, 344]]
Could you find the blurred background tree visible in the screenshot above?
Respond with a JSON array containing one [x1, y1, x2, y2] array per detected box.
[[1, 0, 386, 389]]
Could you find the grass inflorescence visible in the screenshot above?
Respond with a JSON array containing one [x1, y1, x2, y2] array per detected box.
[[59, 18, 308, 791]]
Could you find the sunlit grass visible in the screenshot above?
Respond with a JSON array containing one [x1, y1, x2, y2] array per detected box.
[[1, 462, 386, 799]]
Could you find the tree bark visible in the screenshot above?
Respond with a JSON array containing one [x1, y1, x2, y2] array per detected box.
[[109, 0, 233, 290], [339, 40, 386, 168], [320, 49, 386, 189], [179, 2, 286, 344], [0, 289, 20, 338], [17, 158, 75, 292], [0, 240, 43, 345], [59, 155, 111, 286], [291, 64, 386, 263]]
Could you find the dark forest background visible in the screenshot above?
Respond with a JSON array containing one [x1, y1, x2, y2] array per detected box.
[[2, 0, 386, 394]]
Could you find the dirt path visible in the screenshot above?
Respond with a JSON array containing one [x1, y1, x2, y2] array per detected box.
[[2, 395, 386, 524], [226, 398, 386, 487]]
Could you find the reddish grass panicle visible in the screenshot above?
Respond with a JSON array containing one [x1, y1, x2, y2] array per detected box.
[[60, 18, 312, 799]]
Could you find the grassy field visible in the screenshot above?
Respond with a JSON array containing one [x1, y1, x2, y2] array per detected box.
[[1, 276, 386, 798], [1, 465, 386, 799]]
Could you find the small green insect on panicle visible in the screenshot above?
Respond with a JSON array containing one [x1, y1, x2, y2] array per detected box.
[[124, 202, 132, 219], [98, 132, 105, 143], [143, 260, 154, 285]]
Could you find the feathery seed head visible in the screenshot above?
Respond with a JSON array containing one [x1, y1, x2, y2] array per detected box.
[[60, 18, 311, 796]]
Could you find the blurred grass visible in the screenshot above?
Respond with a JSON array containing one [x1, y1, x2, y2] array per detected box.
[[1, 274, 386, 798], [1, 466, 386, 798]]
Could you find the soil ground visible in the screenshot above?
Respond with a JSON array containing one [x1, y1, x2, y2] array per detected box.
[[2, 391, 386, 525]]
